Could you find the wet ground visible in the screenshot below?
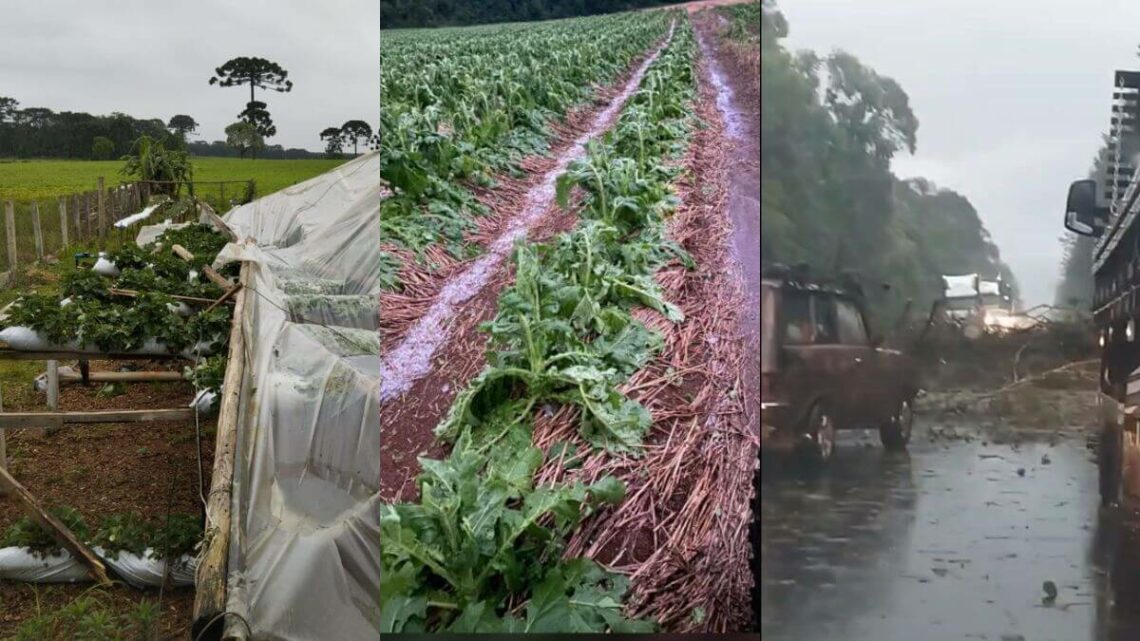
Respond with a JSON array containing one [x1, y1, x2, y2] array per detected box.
[[759, 421, 1140, 641]]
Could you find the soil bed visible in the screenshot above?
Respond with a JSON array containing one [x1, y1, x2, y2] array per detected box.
[[0, 357, 211, 638]]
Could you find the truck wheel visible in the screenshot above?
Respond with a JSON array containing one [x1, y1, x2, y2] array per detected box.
[[1100, 423, 1122, 508], [880, 397, 914, 451], [796, 403, 836, 465]]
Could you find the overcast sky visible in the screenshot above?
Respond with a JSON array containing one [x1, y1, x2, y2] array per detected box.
[[0, 0, 378, 153], [782, 0, 1140, 306]]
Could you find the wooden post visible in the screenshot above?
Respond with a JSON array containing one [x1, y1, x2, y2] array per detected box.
[[46, 360, 59, 411], [59, 197, 69, 250], [193, 262, 249, 637], [97, 177, 106, 249], [83, 192, 92, 240], [4, 200, 16, 276], [71, 194, 80, 244], [0, 387, 7, 497], [31, 201, 43, 261], [0, 466, 113, 586]]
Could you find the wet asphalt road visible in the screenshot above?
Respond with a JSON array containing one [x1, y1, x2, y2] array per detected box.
[[759, 423, 1140, 641]]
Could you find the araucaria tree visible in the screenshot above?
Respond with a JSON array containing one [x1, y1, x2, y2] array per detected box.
[[209, 57, 292, 143], [340, 120, 373, 155], [320, 127, 345, 157], [239, 101, 277, 139], [167, 115, 198, 141]]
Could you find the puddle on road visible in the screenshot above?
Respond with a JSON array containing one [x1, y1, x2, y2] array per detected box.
[[760, 427, 1140, 641]]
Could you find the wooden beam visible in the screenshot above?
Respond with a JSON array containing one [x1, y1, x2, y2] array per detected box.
[[0, 408, 194, 429], [4, 200, 16, 275], [0, 465, 112, 586], [108, 288, 233, 307], [56, 370, 186, 384], [0, 348, 184, 361], [205, 284, 242, 315], [201, 265, 233, 289], [193, 261, 248, 637], [172, 244, 195, 263], [203, 206, 238, 242]]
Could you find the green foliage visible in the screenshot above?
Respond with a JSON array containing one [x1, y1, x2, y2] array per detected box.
[[3, 224, 232, 354], [8, 593, 161, 641], [379, 11, 673, 287], [90, 137, 115, 161], [0, 157, 344, 202], [119, 135, 193, 195], [383, 19, 696, 634], [340, 120, 374, 155], [238, 101, 276, 140], [2, 508, 201, 564], [1, 507, 90, 559], [224, 121, 265, 160], [379, 0, 676, 29], [760, 0, 1016, 324], [716, 2, 761, 41], [186, 354, 227, 396], [167, 114, 198, 140]]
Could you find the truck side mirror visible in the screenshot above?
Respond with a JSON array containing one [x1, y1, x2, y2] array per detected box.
[[1064, 179, 1108, 238]]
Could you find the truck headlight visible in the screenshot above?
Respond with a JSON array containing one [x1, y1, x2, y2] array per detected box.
[[1129, 319, 1136, 342]]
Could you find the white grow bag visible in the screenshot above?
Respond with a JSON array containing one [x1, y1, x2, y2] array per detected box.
[[0, 546, 196, 588]]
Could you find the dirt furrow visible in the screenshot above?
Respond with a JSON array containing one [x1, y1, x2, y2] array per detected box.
[[379, 23, 677, 500]]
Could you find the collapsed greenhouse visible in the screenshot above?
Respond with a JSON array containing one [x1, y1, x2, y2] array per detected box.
[[0, 152, 381, 640]]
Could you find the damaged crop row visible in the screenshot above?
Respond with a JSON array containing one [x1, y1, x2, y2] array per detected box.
[[380, 16, 698, 633]]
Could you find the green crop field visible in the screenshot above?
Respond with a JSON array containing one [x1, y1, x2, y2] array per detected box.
[[0, 157, 349, 201]]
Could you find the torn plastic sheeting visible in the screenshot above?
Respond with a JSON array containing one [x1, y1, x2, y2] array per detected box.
[[114, 203, 162, 229], [214, 152, 380, 641], [0, 546, 196, 588]]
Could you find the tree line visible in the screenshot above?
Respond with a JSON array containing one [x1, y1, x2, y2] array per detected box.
[[761, 0, 1018, 326], [1, 57, 375, 161], [380, 0, 676, 29]]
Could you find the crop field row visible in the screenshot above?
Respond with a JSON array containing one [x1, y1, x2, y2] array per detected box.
[[0, 157, 348, 201], [378, 11, 673, 290], [379, 13, 713, 633]]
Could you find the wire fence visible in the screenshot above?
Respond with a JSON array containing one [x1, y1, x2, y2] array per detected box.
[[1, 178, 255, 286]]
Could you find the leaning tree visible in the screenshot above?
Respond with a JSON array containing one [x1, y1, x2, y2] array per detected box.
[[340, 120, 373, 156]]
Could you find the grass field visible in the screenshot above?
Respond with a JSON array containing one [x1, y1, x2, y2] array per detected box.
[[0, 157, 349, 201]]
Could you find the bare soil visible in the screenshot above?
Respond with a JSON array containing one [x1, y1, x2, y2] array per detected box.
[[0, 358, 210, 637]]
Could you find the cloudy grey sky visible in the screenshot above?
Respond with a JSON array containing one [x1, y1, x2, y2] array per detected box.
[[0, 0, 378, 152], [782, 0, 1140, 306]]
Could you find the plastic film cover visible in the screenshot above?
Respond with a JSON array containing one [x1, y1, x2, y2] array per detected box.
[[215, 152, 380, 641]]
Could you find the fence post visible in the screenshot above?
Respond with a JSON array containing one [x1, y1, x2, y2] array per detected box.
[[59, 197, 70, 250], [0, 387, 6, 496], [4, 201, 16, 277], [71, 194, 79, 245], [97, 177, 106, 249], [31, 201, 44, 261]]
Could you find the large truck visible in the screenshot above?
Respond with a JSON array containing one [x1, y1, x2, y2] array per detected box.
[[1063, 69, 1140, 596], [940, 273, 1027, 335]]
